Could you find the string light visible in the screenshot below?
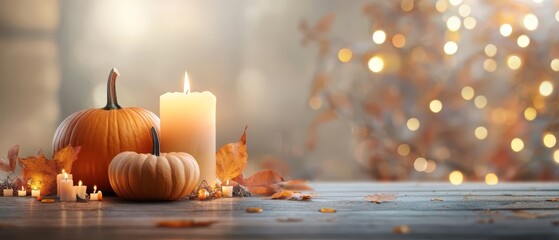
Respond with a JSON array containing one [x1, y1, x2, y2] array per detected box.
[[507, 55, 522, 70], [543, 133, 556, 148], [444, 41, 458, 55], [447, 16, 461, 31], [429, 99, 443, 113], [372, 30, 386, 44], [461, 86, 475, 100], [449, 171, 464, 185], [524, 107, 537, 121], [511, 138, 524, 152], [539, 81, 553, 96], [499, 24, 513, 37], [523, 14, 539, 31], [474, 126, 488, 140], [517, 35, 530, 48]]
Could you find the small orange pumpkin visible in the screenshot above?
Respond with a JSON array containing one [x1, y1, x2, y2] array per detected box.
[[52, 68, 160, 193], [109, 127, 200, 201]]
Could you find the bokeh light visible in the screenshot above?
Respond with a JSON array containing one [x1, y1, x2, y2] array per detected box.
[[499, 24, 512, 37], [461, 86, 475, 100], [543, 133, 556, 148], [337, 48, 352, 63], [485, 173, 499, 185], [414, 157, 427, 172], [474, 126, 488, 140], [539, 81, 553, 96], [372, 30, 386, 44], [511, 138, 524, 152], [397, 144, 411, 156], [368, 56, 384, 73], [523, 13, 539, 31], [429, 99, 443, 113], [407, 118, 420, 131], [524, 107, 537, 121], [507, 55, 521, 70], [449, 171, 464, 185]]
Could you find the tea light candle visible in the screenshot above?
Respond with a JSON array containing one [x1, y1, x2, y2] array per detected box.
[[31, 188, 40, 197], [56, 169, 72, 197], [3, 188, 13, 197], [222, 180, 233, 198], [59, 173, 74, 202], [90, 185, 99, 201], [18, 187, 26, 197], [160, 71, 216, 187], [73, 180, 87, 199]]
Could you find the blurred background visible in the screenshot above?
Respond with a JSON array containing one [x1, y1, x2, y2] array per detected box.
[[1, 0, 558, 183]]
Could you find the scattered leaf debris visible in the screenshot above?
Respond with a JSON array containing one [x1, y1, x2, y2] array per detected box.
[[245, 207, 263, 213], [271, 190, 314, 201], [366, 193, 398, 204], [393, 225, 411, 234], [546, 198, 559, 202]]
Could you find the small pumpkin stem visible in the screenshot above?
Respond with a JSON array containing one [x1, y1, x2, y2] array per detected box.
[[151, 127, 160, 156], [103, 68, 122, 110]]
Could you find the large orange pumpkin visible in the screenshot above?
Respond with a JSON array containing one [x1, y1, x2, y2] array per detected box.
[[52, 68, 160, 194]]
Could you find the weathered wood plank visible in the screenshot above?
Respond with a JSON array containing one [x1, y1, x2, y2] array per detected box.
[[0, 183, 558, 239]]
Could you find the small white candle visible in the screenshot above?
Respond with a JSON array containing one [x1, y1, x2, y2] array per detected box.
[[222, 180, 233, 198], [18, 187, 26, 197], [60, 173, 74, 202], [3, 188, 13, 197], [57, 169, 72, 197], [90, 185, 99, 201], [31, 188, 40, 197], [160, 71, 215, 187], [73, 180, 87, 200]]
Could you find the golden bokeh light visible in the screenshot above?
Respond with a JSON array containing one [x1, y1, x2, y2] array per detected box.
[[556, 10, 559, 22], [372, 30, 386, 44], [401, 0, 414, 12], [539, 80, 553, 96], [368, 56, 384, 73], [463, 17, 476, 30], [511, 138, 524, 152], [483, 58, 497, 72], [407, 118, 420, 131], [337, 48, 352, 63], [551, 59, 559, 71], [474, 126, 488, 140], [524, 107, 537, 121], [554, 149, 559, 164], [458, 4, 471, 17], [444, 41, 458, 55], [484, 44, 497, 57], [461, 86, 475, 100], [449, 170, 464, 185], [436, 0, 448, 13], [425, 160, 437, 173], [449, 0, 462, 6], [506, 55, 521, 70], [446, 16, 461, 31], [474, 95, 487, 109], [517, 35, 530, 48], [392, 34, 406, 48], [543, 133, 556, 148], [397, 144, 411, 156], [429, 99, 443, 113], [485, 173, 499, 185], [523, 13, 539, 31], [499, 24, 512, 37], [414, 157, 427, 172]]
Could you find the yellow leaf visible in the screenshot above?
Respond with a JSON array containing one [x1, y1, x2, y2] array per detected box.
[[216, 127, 247, 181]]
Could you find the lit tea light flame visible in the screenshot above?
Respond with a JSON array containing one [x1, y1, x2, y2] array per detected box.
[[184, 71, 190, 94], [94, 185, 97, 194], [79, 180, 83, 187], [64, 172, 68, 181]]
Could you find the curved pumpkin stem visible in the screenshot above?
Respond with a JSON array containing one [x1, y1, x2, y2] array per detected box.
[[151, 127, 160, 156], [103, 68, 122, 110]]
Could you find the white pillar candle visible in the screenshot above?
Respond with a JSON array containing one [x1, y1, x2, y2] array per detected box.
[[90, 185, 98, 201], [56, 169, 72, 197], [222, 186, 233, 198], [3, 188, 13, 197], [73, 180, 87, 200], [31, 189, 40, 197], [160, 72, 216, 187], [18, 187, 26, 197], [60, 173, 74, 202]]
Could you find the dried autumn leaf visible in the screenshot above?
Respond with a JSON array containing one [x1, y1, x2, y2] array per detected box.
[[157, 220, 218, 228], [279, 179, 314, 191], [18, 145, 81, 196], [366, 193, 398, 204], [546, 198, 559, 202], [271, 190, 294, 199], [271, 190, 315, 201], [319, 207, 336, 213], [245, 207, 263, 213], [393, 225, 411, 234], [236, 170, 285, 196], [216, 127, 247, 182], [0, 145, 19, 172]]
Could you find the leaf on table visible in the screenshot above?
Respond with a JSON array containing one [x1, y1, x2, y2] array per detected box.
[[511, 210, 555, 219], [546, 198, 559, 202], [319, 207, 336, 213], [18, 145, 81, 195], [277, 218, 303, 223], [245, 207, 263, 213], [234, 170, 285, 196], [0, 145, 19, 172], [157, 220, 218, 228], [430, 198, 444, 202], [271, 190, 315, 201], [279, 179, 314, 191], [216, 127, 247, 182], [393, 225, 411, 234], [366, 193, 398, 204]]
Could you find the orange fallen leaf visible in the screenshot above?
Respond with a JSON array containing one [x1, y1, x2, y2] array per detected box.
[[393, 225, 411, 234], [216, 127, 247, 182], [18, 145, 81, 196], [245, 207, 263, 213], [234, 170, 285, 196], [366, 193, 398, 204], [41, 199, 55, 203], [279, 179, 314, 191], [319, 207, 336, 213], [157, 220, 218, 228], [546, 198, 559, 202], [271, 190, 315, 201]]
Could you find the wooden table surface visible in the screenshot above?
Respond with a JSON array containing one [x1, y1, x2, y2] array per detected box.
[[1, 182, 558, 239]]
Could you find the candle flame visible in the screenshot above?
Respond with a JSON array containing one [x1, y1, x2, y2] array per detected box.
[[226, 180, 229, 186], [183, 71, 190, 94], [62, 169, 66, 174], [64, 172, 68, 180], [94, 185, 97, 193], [79, 180, 82, 186], [21, 186, 24, 191]]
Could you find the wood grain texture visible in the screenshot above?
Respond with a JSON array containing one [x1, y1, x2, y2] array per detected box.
[[0, 182, 558, 239]]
